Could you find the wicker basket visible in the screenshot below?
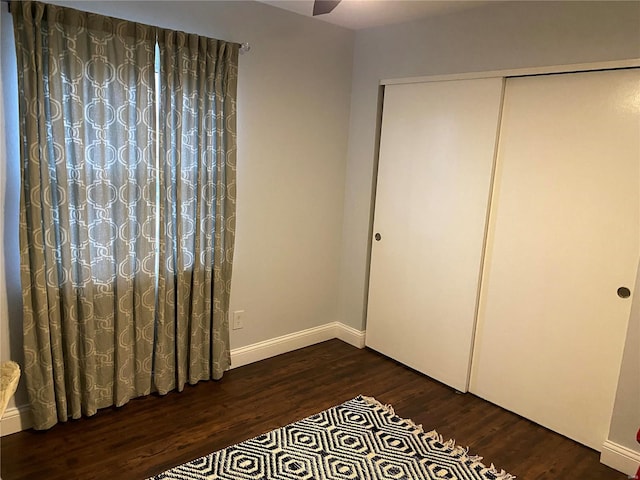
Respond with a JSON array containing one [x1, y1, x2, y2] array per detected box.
[[0, 361, 21, 418]]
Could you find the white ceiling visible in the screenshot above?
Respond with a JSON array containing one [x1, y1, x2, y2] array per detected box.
[[260, 0, 489, 30]]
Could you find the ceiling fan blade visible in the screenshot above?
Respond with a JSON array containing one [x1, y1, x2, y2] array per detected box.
[[313, 0, 341, 16]]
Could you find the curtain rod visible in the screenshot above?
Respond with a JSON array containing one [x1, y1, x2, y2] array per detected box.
[[1, 1, 250, 53]]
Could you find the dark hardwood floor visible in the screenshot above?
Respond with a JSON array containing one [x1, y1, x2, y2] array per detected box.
[[0, 339, 626, 479]]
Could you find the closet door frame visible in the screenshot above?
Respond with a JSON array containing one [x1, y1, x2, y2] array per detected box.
[[380, 59, 640, 87], [367, 57, 640, 446], [372, 58, 640, 382]]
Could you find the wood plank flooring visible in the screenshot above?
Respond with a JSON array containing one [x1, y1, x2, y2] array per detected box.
[[0, 339, 627, 479]]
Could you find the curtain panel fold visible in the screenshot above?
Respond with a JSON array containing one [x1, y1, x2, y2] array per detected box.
[[11, 0, 238, 430], [154, 29, 238, 394]]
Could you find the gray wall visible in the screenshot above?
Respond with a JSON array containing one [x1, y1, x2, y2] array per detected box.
[[1, 5, 26, 408], [339, 0, 640, 332]]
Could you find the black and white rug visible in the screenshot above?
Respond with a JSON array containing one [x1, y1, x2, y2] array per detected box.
[[149, 395, 515, 479]]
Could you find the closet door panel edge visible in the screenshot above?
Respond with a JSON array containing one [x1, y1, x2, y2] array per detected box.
[[366, 77, 504, 392]]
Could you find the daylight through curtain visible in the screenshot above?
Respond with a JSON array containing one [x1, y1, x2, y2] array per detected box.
[[154, 29, 238, 393], [13, 1, 157, 430], [12, 1, 238, 430]]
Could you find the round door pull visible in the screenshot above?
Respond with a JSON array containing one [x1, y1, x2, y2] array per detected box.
[[617, 287, 631, 299], [374, 233, 382, 241]]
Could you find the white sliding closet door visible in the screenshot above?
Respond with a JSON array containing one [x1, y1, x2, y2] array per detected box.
[[470, 69, 640, 450], [366, 78, 504, 392]]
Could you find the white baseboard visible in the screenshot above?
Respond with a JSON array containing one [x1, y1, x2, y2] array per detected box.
[[601, 440, 640, 476], [230, 322, 366, 369], [0, 323, 367, 435], [1, 404, 31, 437], [335, 322, 366, 348]]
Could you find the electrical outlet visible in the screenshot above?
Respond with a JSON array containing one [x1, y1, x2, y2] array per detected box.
[[232, 310, 244, 330]]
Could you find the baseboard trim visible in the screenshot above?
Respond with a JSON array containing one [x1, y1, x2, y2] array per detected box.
[[230, 322, 366, 369], [1, 323, 367, 435], [335, 322, 367, 348], [601, 440, 640, 476], [230, 323, 337, 369], [1, 405, 31, 437]]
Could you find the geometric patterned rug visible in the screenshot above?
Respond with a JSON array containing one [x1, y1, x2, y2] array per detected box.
[[148, 395, 515, 479]]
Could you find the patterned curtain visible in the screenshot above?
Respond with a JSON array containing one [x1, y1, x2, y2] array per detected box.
[[12, 1, 238, 430], [154, 29, 238, 394]]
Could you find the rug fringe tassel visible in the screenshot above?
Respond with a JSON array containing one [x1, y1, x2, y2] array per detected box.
[[487, 464, 517, 480], [360, 395, 517, 479], [361, 396, 432, 436], [361, 395, 396, 417]]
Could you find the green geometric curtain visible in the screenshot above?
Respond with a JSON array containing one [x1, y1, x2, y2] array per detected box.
[[12, 1, 237, 430], [154, 29, 238, 394]]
